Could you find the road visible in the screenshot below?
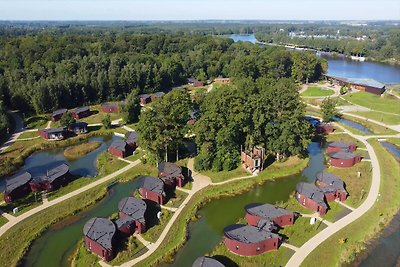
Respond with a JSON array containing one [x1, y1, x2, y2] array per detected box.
[[0, 111, 24, 153], [0, 160, 140, 238], [286, 124, 382, 267]]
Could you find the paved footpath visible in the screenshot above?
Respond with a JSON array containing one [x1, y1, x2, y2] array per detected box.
[[0, 160, 140, 237], [286, 124, 382, 267], [0, 112, 24, 153]]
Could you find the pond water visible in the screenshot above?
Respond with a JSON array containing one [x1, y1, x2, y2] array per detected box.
[[332, 117, 373, 134], [161, 142, 325, 267], [22, 180, 140, 267], [380, 141, 400, 159], [229, 34, 400, 84], [0, 135, 121, 191]]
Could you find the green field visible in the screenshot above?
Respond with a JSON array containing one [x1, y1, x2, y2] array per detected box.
[[301, 87, 335, 97], [23, 114, 49, 129], [343, 92, 400, 115], [348, 111, 400, 125], [17, 131, 39, 139], [200, 165, 250, 183], [79, 105, 122, 124]]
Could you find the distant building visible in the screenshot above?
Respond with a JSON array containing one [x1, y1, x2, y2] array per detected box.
[[139, 176, 166, 205], [192, 256, 225, 267], [241, 146, 265, 173], [29, 163, 71, 192], [326, 75, 385, 95], [138, 94, 152, 105], [188, 78, 204, 87], [295, 182, 328, 215], [108, 140, 131, 158], [4, 171, 32, 203], [316, 122, 334, 134], [71, 106, 91, 119], [245, 203, 295, 228], [52, 109, 68, 121], [116, 197, 147, 234], [315, 172, 348, 202], [69, 122, 88, 135], [125, 131, 139, 150], [224, 224, 281, 256], [158, 162, 185, 188], [101, 103, 119, 113], [38, 127, 67, 140], [83, 217, 116, 261], [326, 142, 356, 153], [214, 77, 230, 85], [151, 92, 165, 102], [328, 151, 361, 168]]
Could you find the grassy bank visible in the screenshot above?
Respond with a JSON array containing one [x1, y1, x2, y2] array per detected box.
[[302, 139, 400, 266], [342, 92, 400, 115], [0, 216, 8, 227], [200, 166, 250, 183], [64, 141, 101, 159], [24, 114, 49, 129], [348, 111, 400, 125], [17, 131, 39, 139], [280, 217, 327, 247], [96, 151, 129, 176], [135, 157, 309, 267], [301, 87, 334, 97], [339, 115, 397, 135]]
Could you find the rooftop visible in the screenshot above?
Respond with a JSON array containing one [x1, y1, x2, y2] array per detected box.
[[118, 197, 146, 222], [224, 224, 280, 244], [70, 122, 88, 128], [5, 171, 32, 193], [83, 217, 116, 250], [245, 203, 293, 221], [329, 141, 353, 148], [34, 163, 69, 183], [140, 176, 164, 195], [192, 256, 225, 267], [158, 162, 182, 177], [347, 78, 385, 89], [52, 108, 68, 116], [138, 94, 151, 99], [73, 106, 89, 113], [126, 131, 139, 144], [40, 127, 66, 134], [328, 151, 359, 159], [109, 140, 127, 152], [153, 92, 165, 97], [296, 182, 327, 208], [102, 103, 118, 108], [316, 172, 346, 192]]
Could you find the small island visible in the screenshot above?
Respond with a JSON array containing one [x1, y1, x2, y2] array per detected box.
[[64, 142, 101, 160]]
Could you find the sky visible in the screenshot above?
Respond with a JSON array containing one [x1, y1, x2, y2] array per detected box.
[[0, 0, 399, 21]]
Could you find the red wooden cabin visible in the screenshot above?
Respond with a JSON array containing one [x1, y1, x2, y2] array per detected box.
[[29, 163, 70, 192], [139, 176, 166, 205], [71, 106, 91, 119], [83, 217, 116, 261], [295, 182, 328, 215], [326, 142, 356, 153], [241, 146, 265, 173], [158, 162, 185, 188], [51, 109, 68, 121], [245, 203, 295, 228], [315, 172, 348, 202], [4, 171, 32, 203], [38, 127, 67, 140], [328, 151, 361, 168], [116, 197, 147, 234]]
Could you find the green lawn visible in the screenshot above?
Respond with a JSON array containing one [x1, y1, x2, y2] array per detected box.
[[17, 131, 39, 139], [302, 139, 400, 266], [340, 115, 397, 135], [301, 87, 335, 97], [79, 105, 122, 124], [109, 235, 146, 265], [343, 92, 400, 115], [0, 216, 8, 227], [280, 217, 327, 247], [322, 202, 351, 223], [200, 166, 250, 183], [125, 149, 144, 162], [71, 240, 99, 267], [164, 190, 189, 208], [23, 114, 49, 129], [387, 138, 400, 147], [141, 209, 173, 243], [96, 151, 129, 176], [348, 111, 400, 125]]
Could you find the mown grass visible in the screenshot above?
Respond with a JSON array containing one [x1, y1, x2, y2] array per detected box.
[[348, 111, 400, 125], [210, 242, 294, 267], [109, 235, 146, 265], [301, 87, 335, 97], [64, 141, 101, 160], [165, 190, 189, 208], [339, 115, 397, 135], [0, 192, 43, 216], [125, 149, 144, 162], [135, 157, 309, 267], [113, 127, 128, 135], [280, 217, 327, 247], [46, 177, 95, 201], [71, 240, 100, 267], [343, 92, 400, 115], [200, 166, 250, 183], [326, 161, 372, 208], [79, 105, 122, 125], [322, 202, 351, 223], [277, 195, 314, 215], [387, 138, 400, 147], [96, 151, 129, 177], [17, 131, 39, 139], [24, 114, 49, 129], [141, 209, 173, 243], [302, 139, 400, 266], [0, 216, 8, 227]]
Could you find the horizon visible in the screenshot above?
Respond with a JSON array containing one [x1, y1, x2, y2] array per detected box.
[[0, 0, 399, 21]]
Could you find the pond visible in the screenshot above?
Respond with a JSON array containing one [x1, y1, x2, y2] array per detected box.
[[380, 141, 400, 159], [22, 180, 140, 267], [332, 117, 373, 134], [161, 142, 325, 267], [0, 135, 121, 191]]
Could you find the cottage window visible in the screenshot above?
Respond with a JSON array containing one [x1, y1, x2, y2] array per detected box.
[[254, 159, 260, 167], [256, 247, 260, 251], [236, 246, 239, 250], [89, 242, 92, 249]]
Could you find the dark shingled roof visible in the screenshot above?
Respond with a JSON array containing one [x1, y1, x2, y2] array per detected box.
[[316, 172, 346, 192], [158, 162, 183, 182], [139, 176, 164, 195], [118, 197, 146, 223], [224, 224, 280, 244], [192, 256, 225, 267], [5, 171, 32, 193], [329, 142, 353, 149], [71, 122, 88, 128], [109, 140, 127, 152], [83, 217, 116, 250], [328, 151, 359, 159], [256, 219, 277, 232], [34, 163, 69, 184], [115, 216, 134, 229], [245, 203, 293, 221], [52, 109, 67, 117], [296, 182, 327, 208], [126, 131, 139, 144], [73, 106, 89, 114], [41, 127, 66, 134], [102, 103, 118, 108]]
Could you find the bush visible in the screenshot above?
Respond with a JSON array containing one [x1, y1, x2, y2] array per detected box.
[[102, 114, 111, 129]]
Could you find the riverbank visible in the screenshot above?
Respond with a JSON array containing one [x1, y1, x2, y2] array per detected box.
[[64, 141, 101, 160], [134, 157, 309, 267], [302, 139, 400, 266]]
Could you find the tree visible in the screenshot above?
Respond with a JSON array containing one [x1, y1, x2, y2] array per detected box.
[[59, 112, 75, 128], [102, 114, 112, 129], [121, 90, 141, 124], [321, 97, 340, 122]]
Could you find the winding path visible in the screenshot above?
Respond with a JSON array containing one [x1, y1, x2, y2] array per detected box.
[[286, 124, 382, 267], [0, 111, 24, 153]]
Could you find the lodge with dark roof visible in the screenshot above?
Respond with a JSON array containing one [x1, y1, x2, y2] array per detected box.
[[326, 75, 386, 95], [192, 256, 225, 267], [38, 127, 67, 140], [125, 131, 139, 150], [51, 109, 68, 121], [158, 162, 185, 188], [108, 139, 132, 158], [116, 197, 147, 234], [139, 176, 166, 205], [245, 203, 295, 228], [4, 171, 32, 203], [327, 141, 356, 153], [69, 122, 88, 135], [224, 224, 281, 256], [29, 163, 71, 192], [241, 146, 265, 173], [315, 172, 348, 202], [328, 151, 361, 168], [295, 182, 328, 215], [188, 78, 204, 87], [71, 106, 91, 119], [138, 94, 152, 105], [83, 217, 116, 261]]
